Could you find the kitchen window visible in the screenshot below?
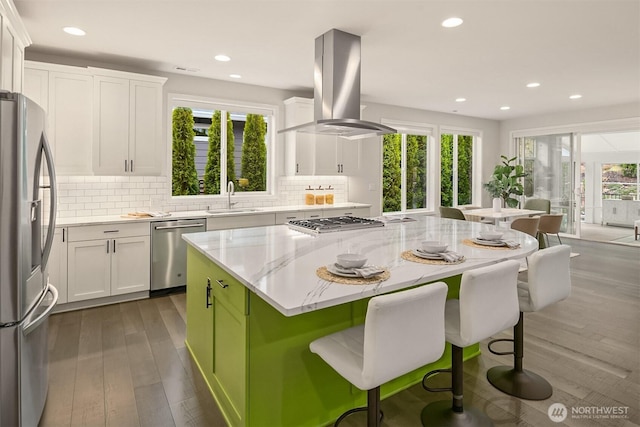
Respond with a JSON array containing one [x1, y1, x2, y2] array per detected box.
[[440, 131, 476, 207], [169, 94, 275, 198], [382, 121, 435, 213]]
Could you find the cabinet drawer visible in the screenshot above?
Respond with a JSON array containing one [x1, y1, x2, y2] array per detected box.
[[208, 264, 248, 316], [67, 222, 150, 242], [207, 213, 275, 230], [322, 207, 370, 218], [275, 212, 305, 224]]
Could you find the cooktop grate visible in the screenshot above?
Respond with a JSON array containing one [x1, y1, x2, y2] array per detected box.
[[287, 216, 385, 234]]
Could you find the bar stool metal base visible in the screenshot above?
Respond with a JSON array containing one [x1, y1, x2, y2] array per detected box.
[[486, 366, 552, 400], [421, 400, 494, 427]]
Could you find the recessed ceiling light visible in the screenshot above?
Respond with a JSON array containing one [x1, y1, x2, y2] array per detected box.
[[229, 74, 242, 79], [214, 54, 231, 62], [500, 106, 511, 110], [63, 27, 86, 36], [455, 97, 466, 102], [569, 94, 582, 99], [442, 17, 463, 28], [526, 82, 541, 88]]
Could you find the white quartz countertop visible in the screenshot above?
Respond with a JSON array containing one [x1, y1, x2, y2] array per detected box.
[[183, 215, 538, 317], [55, 202, 370, 227]]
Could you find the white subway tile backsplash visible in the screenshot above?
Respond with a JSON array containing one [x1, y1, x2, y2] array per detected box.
[[57, 175, 350, 218]]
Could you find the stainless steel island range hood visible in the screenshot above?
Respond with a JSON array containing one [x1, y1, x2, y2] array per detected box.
[[279, 29, 396, 140]]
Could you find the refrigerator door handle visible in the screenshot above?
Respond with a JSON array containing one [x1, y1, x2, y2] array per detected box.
[[22, 283, 58, 336], [40, 131, 57, 271]]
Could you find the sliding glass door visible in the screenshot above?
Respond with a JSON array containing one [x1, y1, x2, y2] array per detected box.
[[516, 133, 580, 237]]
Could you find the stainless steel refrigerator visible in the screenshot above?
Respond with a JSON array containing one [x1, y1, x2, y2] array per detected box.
[[0, 92, 59, 426]]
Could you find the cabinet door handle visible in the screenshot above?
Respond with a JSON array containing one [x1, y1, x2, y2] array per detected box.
[[216, 279, 228, 289], [296, 163, 299, 173], [206, 278, 212, 308], [337, 164, 340, 173], [130, 160, 134, 173], [62, 229, 65, 242], [106, 240, 109, 253], [103, 230, 120, 234], [309, 214, 320, 218], [124, 159, 128, 172], [113, 240, 116, 253]]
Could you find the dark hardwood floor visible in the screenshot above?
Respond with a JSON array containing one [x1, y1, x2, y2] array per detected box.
[[40, 240, 639, 426]]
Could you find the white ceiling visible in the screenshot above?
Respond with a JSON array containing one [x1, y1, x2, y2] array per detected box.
[[14, 0, 640, 121]]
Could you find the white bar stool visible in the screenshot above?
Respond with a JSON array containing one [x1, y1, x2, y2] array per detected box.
[[421, 260, 521, 427], [487, 245, 571, 400], [310, 282, 448, 427]]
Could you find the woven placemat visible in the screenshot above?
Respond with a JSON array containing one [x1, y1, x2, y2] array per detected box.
[[462, 238, 517, 250], [316, 266, 390, 285], [401, 250, 465, 265]]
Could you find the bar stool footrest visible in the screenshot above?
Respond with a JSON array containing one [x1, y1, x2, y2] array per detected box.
[[487, 338, 515, 356], [422, 368, 452, 392], [421, 400, 494, 427], [334, 407, 383, 427], [486, 365, 552, 400]]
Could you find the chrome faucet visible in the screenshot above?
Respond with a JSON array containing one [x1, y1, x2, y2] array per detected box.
[[227, 180, 237, 209]]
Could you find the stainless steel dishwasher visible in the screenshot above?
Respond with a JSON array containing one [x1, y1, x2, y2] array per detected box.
[[151, 218, 206, 293]]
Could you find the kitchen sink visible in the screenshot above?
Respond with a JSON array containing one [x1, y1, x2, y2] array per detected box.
[[206, 208, 262, 214]]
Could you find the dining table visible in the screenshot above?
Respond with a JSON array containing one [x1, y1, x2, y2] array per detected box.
[[462, 207, 546, 226]]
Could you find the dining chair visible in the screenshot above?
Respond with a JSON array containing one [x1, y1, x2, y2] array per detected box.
[[439, 206, 466, 221], [510, 217, 540, 238], [523, 198, 551, 214], [537, 214, 564, 246]]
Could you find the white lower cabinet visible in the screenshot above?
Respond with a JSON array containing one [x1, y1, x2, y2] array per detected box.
[[67, 223, 150, 302], [207, 213, 276, 231], [321, 207, 370, 218], [47, 228, 68, 304]]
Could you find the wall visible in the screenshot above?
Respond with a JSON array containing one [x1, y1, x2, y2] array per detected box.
[[26, 51, 508, 219], [355, 102, 501, 217], [499, 103, 640, 225]]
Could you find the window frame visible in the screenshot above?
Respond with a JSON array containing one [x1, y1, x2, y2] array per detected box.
[[438, 126, 482, 208], [167, 93, 278, 201], [381, 119, 437, 214]]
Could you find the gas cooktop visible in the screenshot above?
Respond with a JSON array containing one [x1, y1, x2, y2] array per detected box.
[[287, 216, 385, 234]]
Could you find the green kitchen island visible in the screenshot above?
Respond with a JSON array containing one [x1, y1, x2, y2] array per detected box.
[[183, 216, 538, 427]]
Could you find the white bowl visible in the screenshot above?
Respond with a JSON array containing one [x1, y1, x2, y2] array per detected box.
[[479, 231, 503, 240], [421, 241, 448, 253], [336, 253, 367, 268]]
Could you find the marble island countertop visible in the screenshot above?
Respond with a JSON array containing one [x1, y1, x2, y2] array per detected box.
[[183, 215, 538, 317]]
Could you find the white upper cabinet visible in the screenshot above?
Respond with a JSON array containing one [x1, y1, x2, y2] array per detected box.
[[284, 97, 315, 175], [91, 69, 166, 175], [0, 0, 30, 93], [24, 62, 94, 175], [283, 97, 361, 176]]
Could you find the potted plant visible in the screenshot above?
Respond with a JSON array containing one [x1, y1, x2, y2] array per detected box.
[[483, 155, 527, 211]]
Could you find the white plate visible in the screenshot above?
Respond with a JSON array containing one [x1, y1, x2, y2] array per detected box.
[[326, 264, 359, 277], [412, 249, 444, 260], [472, 238, 506, 247]]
